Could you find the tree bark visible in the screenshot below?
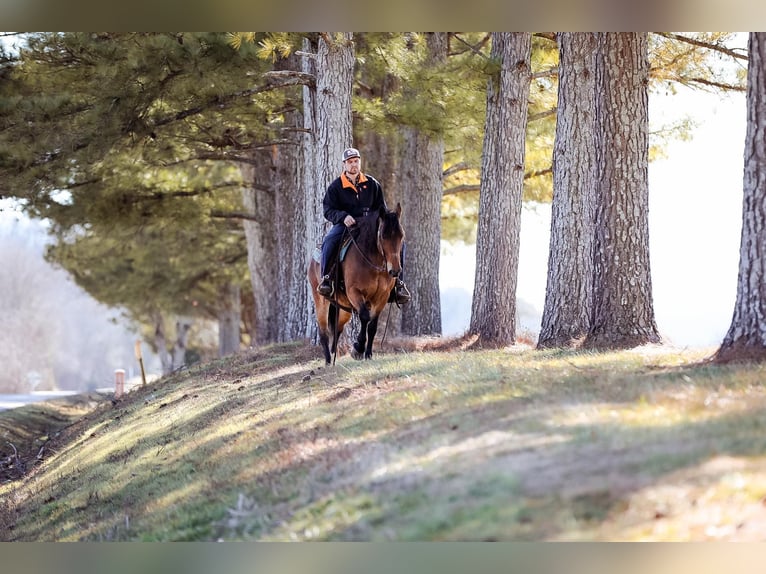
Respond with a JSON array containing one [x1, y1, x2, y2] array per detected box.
[[469, 32, 531, 346], [714, 33, 766, 363], [171, 316, 193, 371], [217, 282, 241, 356], [272, 53, 308, 343], [538, 33, 599, 348], [400, 32, 447, 336], [583, 33, 661, 349], [152, 310, 172, 375], [302, 33, 355, 340], [241, 158, 278, 346]]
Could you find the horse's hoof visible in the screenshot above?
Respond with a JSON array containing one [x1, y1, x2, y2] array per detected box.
[[365, 353, 372, 360], [351, 348, 363, 360]]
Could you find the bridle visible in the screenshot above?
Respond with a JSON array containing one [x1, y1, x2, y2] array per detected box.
[[347, 217, 400, 275]]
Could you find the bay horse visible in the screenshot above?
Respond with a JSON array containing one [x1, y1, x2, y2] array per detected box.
[[308, 203, 405, 365]]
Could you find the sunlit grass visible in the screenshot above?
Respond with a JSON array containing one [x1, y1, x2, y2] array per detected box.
[[4, 342, 766, 541]]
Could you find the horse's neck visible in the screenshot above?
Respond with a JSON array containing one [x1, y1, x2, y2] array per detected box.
[[353, 218, 382, 257]]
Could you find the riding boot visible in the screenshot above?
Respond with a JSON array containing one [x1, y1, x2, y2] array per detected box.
[[317, 274, 334, 297], [318, 223, 345, 298], [388, 278, 411, 304]]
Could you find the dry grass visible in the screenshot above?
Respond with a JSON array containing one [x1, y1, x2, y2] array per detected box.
[[3, 339, 766, 541]]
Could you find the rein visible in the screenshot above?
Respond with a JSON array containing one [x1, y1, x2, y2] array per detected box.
[[349, 230, 388, 273]]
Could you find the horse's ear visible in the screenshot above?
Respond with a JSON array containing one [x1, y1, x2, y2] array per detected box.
[[395, 202, 402, 217], [378, 205, 386, 218]]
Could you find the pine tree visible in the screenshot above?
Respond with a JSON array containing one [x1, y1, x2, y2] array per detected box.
[[469, 33, 531, 345], [714, 32, 766, 363], [583, 33, 661, 349], [538, 33, 598, 349]]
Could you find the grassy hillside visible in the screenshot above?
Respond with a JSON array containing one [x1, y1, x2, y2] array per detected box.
[[3, 339, 766, 541]]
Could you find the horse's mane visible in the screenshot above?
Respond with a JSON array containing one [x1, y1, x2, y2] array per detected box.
[[350, 209, 402, 255]]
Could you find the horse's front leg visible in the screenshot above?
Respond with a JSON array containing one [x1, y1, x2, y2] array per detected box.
[[352, 303, 371, 360], [364, 316, 379, 360]]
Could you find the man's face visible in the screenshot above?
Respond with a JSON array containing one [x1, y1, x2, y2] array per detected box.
[[344, 157, 360, 176]]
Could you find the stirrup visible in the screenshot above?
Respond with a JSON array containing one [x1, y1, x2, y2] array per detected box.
[[394, 281, 411, 304], [317, 275, 334, 297]]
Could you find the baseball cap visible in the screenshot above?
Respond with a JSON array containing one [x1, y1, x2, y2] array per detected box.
[[342, 147, 360, 161]]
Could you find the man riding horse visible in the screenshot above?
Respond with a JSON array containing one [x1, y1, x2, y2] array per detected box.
[[317, 147, 411, 305]]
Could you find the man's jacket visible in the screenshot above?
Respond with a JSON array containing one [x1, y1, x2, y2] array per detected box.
[[323, 171, 387, 225]]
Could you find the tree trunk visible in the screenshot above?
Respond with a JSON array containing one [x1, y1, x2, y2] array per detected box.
[[217, 282, 241, 357], [152, 310, 172, 375], [400, 32, 446, 336], [302, 33, 355, 340], [171, 316, 193, 371], [355, 67, 404, 338], [469, 32, 531, 345], [538, 33, 599, 348], [584, 33, 661, 350], [273, 67, 308, 342], [714, 33, 766, 363], [241, 158, 278, 346]]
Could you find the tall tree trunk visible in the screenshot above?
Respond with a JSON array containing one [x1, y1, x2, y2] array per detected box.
[[399, 32, 446, 336], [171, 316, 192, 371], [152, 310, 172, 375], [714, 33, 766, 363], [469, 32, 531, 345], [355, 68, 403, 338], [241, 158, 278, 346], [584, 33, 661, 350], [302, 33, 355, 339], [218, 282, 241, 356], [272, 54, 308, 342], [538, 33, 599, 348]]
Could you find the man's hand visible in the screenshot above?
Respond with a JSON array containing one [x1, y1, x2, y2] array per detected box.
[[343, 215, 356, 227]]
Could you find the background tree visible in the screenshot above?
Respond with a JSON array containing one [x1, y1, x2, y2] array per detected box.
[[300, 33, 355, 339], [583, 32, 661, 349], [0, 33, 301, 351], [469, 32, 531, 345], [714, 32, 766, 363], [537, 33, 598, 348], [398, 32, 447, 336]]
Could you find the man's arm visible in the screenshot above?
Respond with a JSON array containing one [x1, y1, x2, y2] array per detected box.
[[322, 184, 349, 225]]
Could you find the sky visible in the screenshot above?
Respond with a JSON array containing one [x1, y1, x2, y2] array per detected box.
[[440, 81, 748, 347]]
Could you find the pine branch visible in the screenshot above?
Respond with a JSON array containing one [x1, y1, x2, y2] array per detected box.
[[532, 67, 558, 80], [151, 73, 314, 130], [443, 183, 479, 196], [673, 75, 745, 92], [653, 32, 748, 61], [443, 162, 472, 178], [209, 210, 260, 222], [449, 33, 491, 60], [529, 108, 557, 122], [442, 167, 552, 196]]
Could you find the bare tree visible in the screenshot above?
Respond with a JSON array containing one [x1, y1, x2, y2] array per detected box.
[[714, 33, 766, 363]]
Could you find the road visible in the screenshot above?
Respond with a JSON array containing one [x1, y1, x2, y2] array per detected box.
[[0, 390, 83, 411]]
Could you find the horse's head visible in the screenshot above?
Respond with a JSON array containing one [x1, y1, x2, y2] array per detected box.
[[377, 203, 405, 277]]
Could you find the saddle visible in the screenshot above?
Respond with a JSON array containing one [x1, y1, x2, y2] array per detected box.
[[311, 235, 354, 265], [312, 235, 355, 298]]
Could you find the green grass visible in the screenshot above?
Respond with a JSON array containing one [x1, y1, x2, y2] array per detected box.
[[4, 342, 766, 541]]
